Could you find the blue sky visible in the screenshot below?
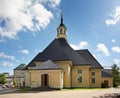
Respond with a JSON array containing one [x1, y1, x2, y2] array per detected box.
[[0, 0, 120, 75]]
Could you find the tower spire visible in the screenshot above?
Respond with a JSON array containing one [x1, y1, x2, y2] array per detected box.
[[61, 12, 63, 25], [57, 12, 67, 39]]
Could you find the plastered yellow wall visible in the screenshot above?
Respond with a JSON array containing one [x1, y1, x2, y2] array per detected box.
[[72, 66, 91, 87], [24, 60, 113, 88], [102, 78, 113, 87], [25, 70, 31, 86], [55, 61, 72, 87], [26, 69, 63, 89], [90, 69, 102, 87]]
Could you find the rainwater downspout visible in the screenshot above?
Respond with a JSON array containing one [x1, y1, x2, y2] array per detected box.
[[27, 70, 31, 86]]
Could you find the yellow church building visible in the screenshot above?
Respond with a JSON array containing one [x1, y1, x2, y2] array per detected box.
[[22, 15, 113, 89]]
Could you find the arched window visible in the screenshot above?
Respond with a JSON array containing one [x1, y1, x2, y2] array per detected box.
[[60, 28, 62, 33], [78, 76, 82, 83]]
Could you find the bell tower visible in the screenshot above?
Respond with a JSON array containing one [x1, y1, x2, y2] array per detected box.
[[57, 13, 67, 39]]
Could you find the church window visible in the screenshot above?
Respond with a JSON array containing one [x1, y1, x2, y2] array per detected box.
[[78, 69, 82, 74], [78, 76, 82, 83], [91, 72, 95, 76], [91, 78, 95, 83]]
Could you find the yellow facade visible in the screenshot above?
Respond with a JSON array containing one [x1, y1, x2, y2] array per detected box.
[[25, 69, 63, 89], [72, 66, 91, 87], [24, 60, 113, 88], [102, 78, 113, 87], [55, 61, 72, 87], [89, 69, 102, 87]]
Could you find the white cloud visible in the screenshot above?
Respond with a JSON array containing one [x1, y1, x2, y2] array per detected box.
[[40, 0, 61, 8], [111, 46, 120, 53], [19, 49, 29, 55], [70, 41, 88, 50], [97, 43, 110, 56], [0, 0, 61, 41], [0, 52, 17, 61], [105, 19, 117, 25], [111, 39, 116, 43], [1, 61, 14, 67], [105, 7, 120, 25], [113, 58, 120, 65]]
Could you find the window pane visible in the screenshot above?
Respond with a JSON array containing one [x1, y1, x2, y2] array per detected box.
[[91, 78, 95, 83], [91, 72, 95, 76], [78, 69, 82, 74], [78, 76, 82, 83]]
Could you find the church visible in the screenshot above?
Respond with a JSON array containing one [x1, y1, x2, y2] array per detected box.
[[23, 14, 113, 89]]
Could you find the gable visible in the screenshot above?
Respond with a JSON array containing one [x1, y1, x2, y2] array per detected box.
[[33, 60, 62, 70]]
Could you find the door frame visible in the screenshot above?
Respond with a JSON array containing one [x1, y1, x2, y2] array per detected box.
[[41, 74, 49, 86]]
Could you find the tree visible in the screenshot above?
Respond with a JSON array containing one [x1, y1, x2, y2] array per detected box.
[[0, 74, 6, 84], [111, 64, 120, 87]]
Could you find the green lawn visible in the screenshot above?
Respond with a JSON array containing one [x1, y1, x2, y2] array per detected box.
[[62, 87, 108, 91], [16, 87, 32, 92], [16, 87, 108, 92]]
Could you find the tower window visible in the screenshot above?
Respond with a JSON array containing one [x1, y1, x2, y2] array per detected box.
[[64, 30, 66, 33], [60, 28, 62, 33]]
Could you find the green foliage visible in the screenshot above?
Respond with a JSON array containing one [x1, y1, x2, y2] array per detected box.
[[0, 74, 6, 84], [111, 64, 120, 87], [13, 80, 17, 86]]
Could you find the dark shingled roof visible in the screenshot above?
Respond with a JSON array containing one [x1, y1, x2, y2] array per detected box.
[[33, 60, 62, 70], [25, 38, 104, 70], [24, 62, 36, 70], [102, 69, 112, 78], [102, 69, 112, 75], [76, 49, 103, 69], [25, 38, 90, 69]]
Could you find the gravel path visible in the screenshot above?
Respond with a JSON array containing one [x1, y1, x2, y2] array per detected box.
[[0, 88, 120, 98]]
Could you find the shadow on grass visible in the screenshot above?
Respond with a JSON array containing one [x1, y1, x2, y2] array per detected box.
[[0, 87, 60, 94]]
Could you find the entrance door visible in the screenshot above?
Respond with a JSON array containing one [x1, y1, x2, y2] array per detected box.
[[104, 80, 109, 88], [41, 74, 49, 86]]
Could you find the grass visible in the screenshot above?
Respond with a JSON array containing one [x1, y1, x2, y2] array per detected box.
[[17, 87, 32, 92], [62, 87, 108, 91], [16, 86, 108, 92]]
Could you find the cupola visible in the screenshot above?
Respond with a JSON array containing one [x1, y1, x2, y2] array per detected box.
[[57, 13, 67, 39]]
